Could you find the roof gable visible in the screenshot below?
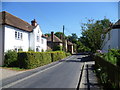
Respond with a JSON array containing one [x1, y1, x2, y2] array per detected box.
[[112, 19, 120, 29], [47, 35, 62, 43], [0, 11, 34, 32]]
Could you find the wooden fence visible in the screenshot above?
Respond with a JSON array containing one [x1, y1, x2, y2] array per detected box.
[[94, 56, 120, 88]]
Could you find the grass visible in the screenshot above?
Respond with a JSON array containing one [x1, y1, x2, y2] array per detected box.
[[1, 67, 29, 71]]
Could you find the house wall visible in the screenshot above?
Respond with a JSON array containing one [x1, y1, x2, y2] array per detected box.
[[41, 37, 47, 52], [32, 25, 42, 52], [0, 25, 4, 66], [102, 29, 119, 52], [4, 25, 29, 52]]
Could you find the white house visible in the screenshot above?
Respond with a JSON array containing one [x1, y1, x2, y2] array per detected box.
[[0, 11, 47, 65], [101, 19, 120, 52]]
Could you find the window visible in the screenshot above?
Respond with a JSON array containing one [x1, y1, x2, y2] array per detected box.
[[21, 33, 23, 39], [15, 31, 23, 40], [15, 31, 17, 38], [18, 32, 20, 39], [37, 36, 39, 42]]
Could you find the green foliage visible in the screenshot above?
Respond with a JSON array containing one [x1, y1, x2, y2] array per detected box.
[[18, 51, 66, 69], [28, 47, 34, 51], [53, 45, 62, 51], [66, 52, 71, 56], [80, 18, 113, 52], [51, 51, 66, 62], [18, 52, 52, 69], [54, 32, 65, 39], [97, 49, 120, 66], [4, 50, 18, 67], [77, 41, 91, 53]]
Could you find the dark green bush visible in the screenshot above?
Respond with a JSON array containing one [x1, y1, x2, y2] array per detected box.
[[4, 50, 18, 67], [53, 45, 62, 51]]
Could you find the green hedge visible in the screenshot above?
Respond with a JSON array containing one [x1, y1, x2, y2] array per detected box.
[[4, 50, 18, 67], [51, 51, 66, 62], [18, 51, 66, 69]]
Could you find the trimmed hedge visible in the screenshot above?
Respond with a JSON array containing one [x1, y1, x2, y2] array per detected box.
[[18, 51, 66, 69], [51, 51, 66, 62]]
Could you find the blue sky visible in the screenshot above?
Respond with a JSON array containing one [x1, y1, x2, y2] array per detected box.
[[2, 2, 118, 37]]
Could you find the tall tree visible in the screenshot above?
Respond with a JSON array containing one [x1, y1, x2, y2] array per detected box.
[[80, 18, 113, 52]]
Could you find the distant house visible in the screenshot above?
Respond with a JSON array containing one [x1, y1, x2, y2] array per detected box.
[[101, 19, 120, 52], [47, 32, 73, 54], [0, 11, 47, 65]]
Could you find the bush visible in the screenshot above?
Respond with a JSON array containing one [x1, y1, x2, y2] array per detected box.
[[53, 45, 62, 51], [97, 49, 120, 66], [51, 51, 66, 62], [18, 51, 66, 69], [66, 52, 71, 56], [4, 50, 18, 67], [18, 52, 52, 69]]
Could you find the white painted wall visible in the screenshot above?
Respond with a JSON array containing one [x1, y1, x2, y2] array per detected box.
[[0, 25, 4, 66], [41, 37, 47, 52], [4, 25, 29, 52], [102, 29, 119, 52]]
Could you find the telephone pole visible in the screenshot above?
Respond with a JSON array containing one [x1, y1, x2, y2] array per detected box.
[[63, 25, 65, 52]]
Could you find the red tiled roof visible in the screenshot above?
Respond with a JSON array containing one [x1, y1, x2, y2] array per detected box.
[[0, 11, 34, 32]]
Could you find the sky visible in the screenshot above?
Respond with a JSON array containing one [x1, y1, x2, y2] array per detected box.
[[2, 2, 119, 37]]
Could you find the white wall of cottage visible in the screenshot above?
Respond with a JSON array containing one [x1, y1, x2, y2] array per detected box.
[[102, 29, 119, 52], [4, 25, 29, 52]]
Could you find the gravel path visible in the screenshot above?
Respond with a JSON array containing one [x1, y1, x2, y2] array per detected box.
[[0, 67, 25, 80]]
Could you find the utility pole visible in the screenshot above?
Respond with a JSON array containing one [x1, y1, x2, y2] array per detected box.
[[63, 25, 65, 52]]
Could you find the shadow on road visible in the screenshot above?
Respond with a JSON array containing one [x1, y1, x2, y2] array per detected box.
[[60, 54, 94, 63]]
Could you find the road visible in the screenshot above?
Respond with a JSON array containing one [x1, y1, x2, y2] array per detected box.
[[2, 54, 88, 88]]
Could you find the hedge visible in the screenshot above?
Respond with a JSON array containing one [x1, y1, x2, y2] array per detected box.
[[17, 51, 66, 69], [4, 50, 18, 67], [51, 51, 66, 62]]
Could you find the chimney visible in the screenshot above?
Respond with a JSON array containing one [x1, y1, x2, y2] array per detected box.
[[51, 32, 54, 42], [31, 19, 37, 26]]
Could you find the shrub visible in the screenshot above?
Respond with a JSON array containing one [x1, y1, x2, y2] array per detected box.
[[4, 50, 18, 67], [66, 52, 71, 56], [53, 45, 62, 51], [18, 51, 66, 69], [18, 52, 52, 69], [51, 51, 66, 62]]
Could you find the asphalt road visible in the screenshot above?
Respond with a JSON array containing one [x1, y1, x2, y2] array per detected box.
[[2, 55, 87, 88]]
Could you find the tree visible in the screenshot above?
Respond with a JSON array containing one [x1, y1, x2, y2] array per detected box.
[[80, 18, 113, 52], [45, 33, 51, 37], [54, 32, 65, 39], [67, 33, 78, 44]]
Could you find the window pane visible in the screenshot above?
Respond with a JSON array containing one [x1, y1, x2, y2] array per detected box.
[[15, 31, 17, 38]]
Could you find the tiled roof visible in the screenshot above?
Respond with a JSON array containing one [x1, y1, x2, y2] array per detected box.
[[47, 35, 62, 43], [67, 41, 73, 45], [0, 11, 34, 32], [112, 19, 120, 29]]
